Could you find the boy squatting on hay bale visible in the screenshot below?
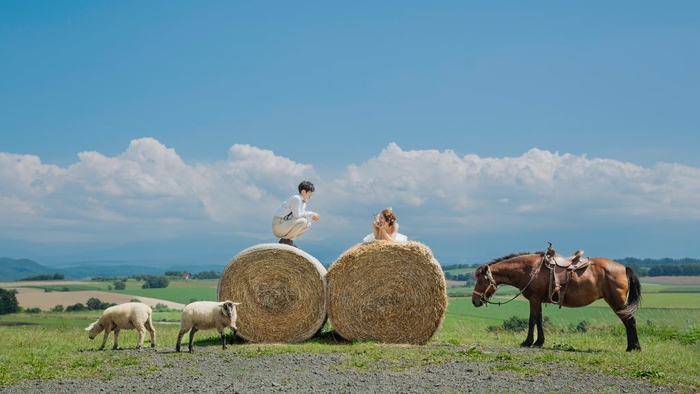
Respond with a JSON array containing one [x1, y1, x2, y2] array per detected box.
[[85, 302, 156, 350], [176, 300, 241, 353], [271, 180, 320, 248]]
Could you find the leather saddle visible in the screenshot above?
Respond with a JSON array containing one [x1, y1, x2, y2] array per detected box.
[[544, 243, 591, 306]]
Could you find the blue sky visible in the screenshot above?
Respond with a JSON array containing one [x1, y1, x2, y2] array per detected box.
[[1, 1, 699, 267]]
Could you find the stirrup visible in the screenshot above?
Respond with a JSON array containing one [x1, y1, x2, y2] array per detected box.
[[551, 286, 561, 303]]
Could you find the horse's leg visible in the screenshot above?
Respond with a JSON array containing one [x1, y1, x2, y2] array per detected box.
[[521, 313, 535, 347], [609, 265, 642, 351], [521, 301, 542, 347], [533, 308, 545, 348], [623, 316, 641, 351]]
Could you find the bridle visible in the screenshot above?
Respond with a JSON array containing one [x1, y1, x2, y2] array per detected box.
[[472, 254, 546, 306], [472, 266, 499, 305]]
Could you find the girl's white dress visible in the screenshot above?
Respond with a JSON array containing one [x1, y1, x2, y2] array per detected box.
[[363, 232, 408, 243]]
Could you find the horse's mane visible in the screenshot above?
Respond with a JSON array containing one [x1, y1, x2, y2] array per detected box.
[[485, 251, 545, 266]]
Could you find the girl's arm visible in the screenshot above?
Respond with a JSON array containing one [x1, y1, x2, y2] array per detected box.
[[372, 220, 381, 240], [378, 223, 398, 241]]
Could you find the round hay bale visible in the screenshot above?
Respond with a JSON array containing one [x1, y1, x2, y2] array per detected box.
[[217, 244, 327, 343], [326, 241, 447, 345]]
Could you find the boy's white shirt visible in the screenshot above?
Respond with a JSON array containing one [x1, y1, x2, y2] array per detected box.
[[273, 194, 316, 219]]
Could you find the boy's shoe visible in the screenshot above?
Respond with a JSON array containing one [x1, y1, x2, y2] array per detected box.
[[279, 238, 299, 248]]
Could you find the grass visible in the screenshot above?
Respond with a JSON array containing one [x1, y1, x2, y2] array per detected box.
[[5, 319, 697, 389], [1, 280, 699, 391]]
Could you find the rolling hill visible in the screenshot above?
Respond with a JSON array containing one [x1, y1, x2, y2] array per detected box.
[[0, 257, 58, 282]]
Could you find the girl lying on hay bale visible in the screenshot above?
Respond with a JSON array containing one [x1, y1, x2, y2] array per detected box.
[[363, 207, 408, 242]]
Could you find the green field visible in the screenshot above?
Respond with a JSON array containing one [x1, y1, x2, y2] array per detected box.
[[109, 280, 218, 304], [1, 279, 699, 391]]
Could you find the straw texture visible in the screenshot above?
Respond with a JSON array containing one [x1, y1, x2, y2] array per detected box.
[[326, 241, 447, 345], [217, 243, 327, 343]]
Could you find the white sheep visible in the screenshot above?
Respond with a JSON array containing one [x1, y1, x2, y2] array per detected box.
[[176, 300, 241, 352], [85, 302, 157, 350]]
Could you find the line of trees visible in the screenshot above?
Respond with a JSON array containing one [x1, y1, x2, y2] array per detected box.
[[91, 269, 220, 284], [164, 270, 221, 279], [18, 273, 65, 281], [92, 275, 170, 289], [53, 297, 118, 313], [190, 270, 221, 279], [618, 257, 700, 277], [618, 257, 700, 266], [646, 264, 700, 276]]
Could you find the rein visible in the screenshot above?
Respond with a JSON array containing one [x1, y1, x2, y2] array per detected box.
[[472, 254, 545, 306]]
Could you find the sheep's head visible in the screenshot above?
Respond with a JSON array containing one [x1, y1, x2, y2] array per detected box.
[[85, 321, 104, 339], [221, 300, 241, 318]]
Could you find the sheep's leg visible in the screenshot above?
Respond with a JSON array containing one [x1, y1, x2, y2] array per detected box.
[[188, 328, 198, 353], [229, 327, 237, 345], [135, 327, 145, 349], [176, 328, 188, 352], [99, 327, 112, 350], [112, 329, 120, 350], [220, 330, 227, 350], [145, 317, 156, 348]]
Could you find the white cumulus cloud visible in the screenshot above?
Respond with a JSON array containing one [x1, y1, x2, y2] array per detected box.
[[328, 143, 700, 233], [1, 139, 698, 243]]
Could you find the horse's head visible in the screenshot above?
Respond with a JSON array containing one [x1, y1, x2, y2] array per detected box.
[[472, 264, 498, 307]]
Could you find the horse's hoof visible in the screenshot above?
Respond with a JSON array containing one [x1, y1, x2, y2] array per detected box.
[[520, 343, 532, 348]]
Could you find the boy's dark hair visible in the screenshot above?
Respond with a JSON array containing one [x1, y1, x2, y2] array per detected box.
[[298, 180, 315, 193]]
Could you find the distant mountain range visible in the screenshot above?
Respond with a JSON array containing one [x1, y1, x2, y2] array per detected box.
[[0, 258, 54, 281]]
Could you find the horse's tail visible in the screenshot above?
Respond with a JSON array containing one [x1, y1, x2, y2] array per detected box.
[[618, 266, 642, 320]]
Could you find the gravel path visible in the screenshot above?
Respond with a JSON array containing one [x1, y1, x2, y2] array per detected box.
[[1, 345, 682, 394]]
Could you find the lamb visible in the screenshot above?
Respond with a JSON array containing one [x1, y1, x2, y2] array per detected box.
[[85, 302, 156, 350], [176, 300, 241, 352]]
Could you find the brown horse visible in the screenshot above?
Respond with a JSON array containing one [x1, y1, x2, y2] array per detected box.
[[471, 245, 642, 351]]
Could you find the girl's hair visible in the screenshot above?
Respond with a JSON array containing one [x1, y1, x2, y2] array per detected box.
[[381, 207, 396, 226]]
